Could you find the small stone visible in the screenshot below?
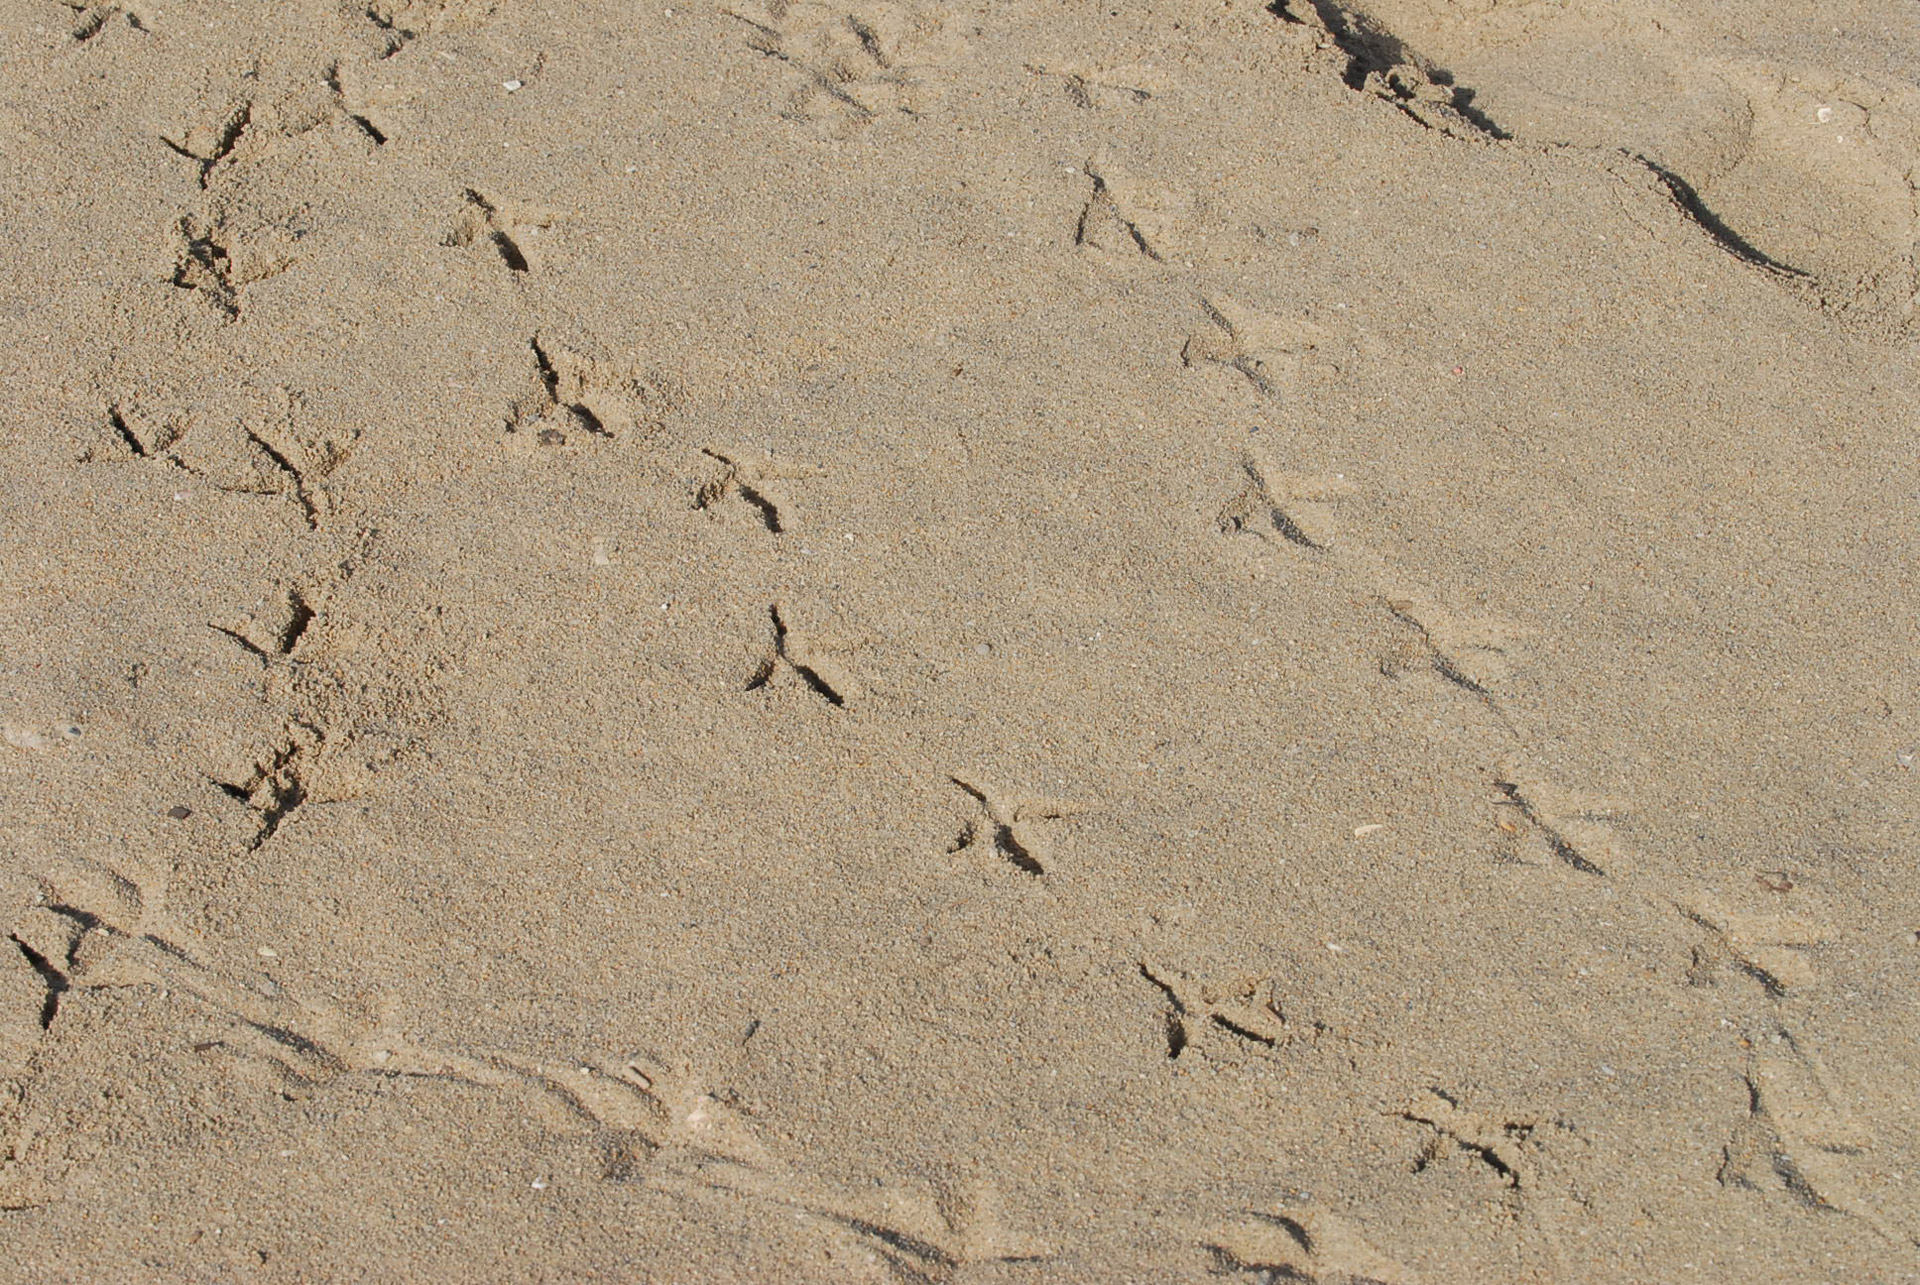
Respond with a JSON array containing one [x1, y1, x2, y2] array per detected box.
[[503, 79, 523, 92], [167, 804, 193, 820], [537, 427, 565, 446]]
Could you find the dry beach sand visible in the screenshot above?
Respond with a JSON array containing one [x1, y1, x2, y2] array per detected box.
[[2, 0, 1919, 1279]]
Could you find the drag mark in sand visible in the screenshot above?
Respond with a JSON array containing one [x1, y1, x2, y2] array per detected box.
[[1268, 0, 1835, 305], [2, 874, 1054, 1270], [1630, 154, 1811, 280]]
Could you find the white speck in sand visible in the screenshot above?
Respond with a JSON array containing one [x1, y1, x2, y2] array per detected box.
[[3, 724, 55, 751]]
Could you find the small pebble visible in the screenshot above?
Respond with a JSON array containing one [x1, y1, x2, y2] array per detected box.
[[257, 947, 278, 959], [167, 804, 193, 820], [537, 427, 565, 446], [503, 79, 523, 92]]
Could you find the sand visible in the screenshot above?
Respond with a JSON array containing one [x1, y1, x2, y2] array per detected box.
[[1, 0, 1917, 1279]]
